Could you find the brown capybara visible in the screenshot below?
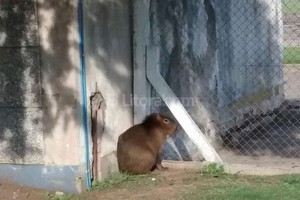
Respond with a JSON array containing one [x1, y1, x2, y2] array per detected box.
[[117, 113, 178, 174]]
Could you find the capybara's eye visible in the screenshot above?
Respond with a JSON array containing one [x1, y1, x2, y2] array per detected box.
[[163, 119, 169, 123]]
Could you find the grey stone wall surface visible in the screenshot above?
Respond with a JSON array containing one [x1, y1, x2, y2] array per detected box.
[[83, 0, 133, 180], [0, 0, 43, 164], [0, 0, 38, 47]]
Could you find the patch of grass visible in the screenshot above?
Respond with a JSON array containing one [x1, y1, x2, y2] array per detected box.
[[284, 47, 300, 64], [282, 0, 300, 14], [91, 172, 156, 191], [200, 163, 227, 177], [280, 174, 300, 189], [91, 173, 131, 190], [46, 192, 74, 200], [183, 174, 300, 200]]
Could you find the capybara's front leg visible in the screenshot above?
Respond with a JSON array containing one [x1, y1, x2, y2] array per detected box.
[[155, 153, 168, 171]]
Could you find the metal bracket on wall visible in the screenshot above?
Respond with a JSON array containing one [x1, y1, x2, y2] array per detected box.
[[90, 82, 106, 180]]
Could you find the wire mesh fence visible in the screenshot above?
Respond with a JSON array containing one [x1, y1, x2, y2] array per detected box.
[[147, 0, 300, 167]]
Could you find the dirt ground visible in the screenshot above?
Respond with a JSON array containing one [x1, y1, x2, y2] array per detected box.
[[0, 181, 46, 200], [283, 14, 300, 47], [0, 169, 203, 200], [1, 166, 299, 200], [89, 170, 194, 200]]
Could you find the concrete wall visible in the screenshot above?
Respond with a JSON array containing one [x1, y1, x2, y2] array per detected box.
[[148, 0, 284, 160], [83, 0, 133, 179], [0, 0, 43, 164], [38, 0, 82, 167], [0, 0, 87, 193], [0, 0, 133, 193]]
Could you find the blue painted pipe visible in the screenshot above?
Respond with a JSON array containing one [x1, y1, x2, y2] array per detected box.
[[77, 0, 92, 189]]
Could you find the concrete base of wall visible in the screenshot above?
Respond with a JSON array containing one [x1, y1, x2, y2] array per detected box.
[[0, 164, 83, 194], [99, 151, 119, 181]]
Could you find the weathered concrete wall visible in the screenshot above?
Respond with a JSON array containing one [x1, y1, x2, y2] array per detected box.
[[0, 0, 133, 193], [38, 0, 82, 166], [0, 0, 43, 164], [0, 0, 85, 193], [83, 0, 133, 179], [148, 0, 284, 160], [0, 0, 82, 166], [215, 0, 284, 127], [0, 0, 134, 192]]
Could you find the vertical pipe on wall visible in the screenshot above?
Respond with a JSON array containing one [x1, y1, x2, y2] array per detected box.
[[77, 0, 92, 189]]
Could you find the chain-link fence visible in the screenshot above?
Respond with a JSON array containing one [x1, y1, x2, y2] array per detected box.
[[147, 0, 300, 168]]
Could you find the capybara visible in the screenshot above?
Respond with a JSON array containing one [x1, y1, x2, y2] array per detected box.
[[117, 113, 178, 174]]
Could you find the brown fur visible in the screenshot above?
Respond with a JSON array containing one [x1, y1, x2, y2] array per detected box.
[[117, 113, 178, 174]]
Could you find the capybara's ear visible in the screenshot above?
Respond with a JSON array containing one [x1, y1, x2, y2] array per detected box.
[[155, 113, 161, 121]]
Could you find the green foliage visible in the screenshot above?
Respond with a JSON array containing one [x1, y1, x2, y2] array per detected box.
[[284, 47, 300, 64], [282, 0, 300, 14], [280, 174, 300, 191], [91, 172, 131, 190], [281, 174, 300, 185], [184, 173, 300, 200], [46, 192, 74, 200], [200, 163, 227, 177]]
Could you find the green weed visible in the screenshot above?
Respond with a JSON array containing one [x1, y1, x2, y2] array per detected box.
[[200, 163, 227, 177]]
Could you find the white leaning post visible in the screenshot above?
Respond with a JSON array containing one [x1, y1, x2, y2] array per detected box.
[[146, 45, 223, 165]]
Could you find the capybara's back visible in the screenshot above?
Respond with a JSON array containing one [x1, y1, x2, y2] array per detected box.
[[117, 125, 156, 174]]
